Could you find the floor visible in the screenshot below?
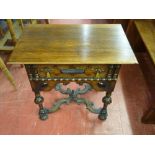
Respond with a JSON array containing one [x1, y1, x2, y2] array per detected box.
[[0, 19, 155, 135]]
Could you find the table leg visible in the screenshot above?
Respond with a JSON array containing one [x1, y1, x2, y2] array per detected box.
[[98, 91, 112, 120], [33, 83, 49, 120]]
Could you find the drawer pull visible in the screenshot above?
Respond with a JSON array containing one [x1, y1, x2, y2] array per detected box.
[[61, 69, 84, 74]]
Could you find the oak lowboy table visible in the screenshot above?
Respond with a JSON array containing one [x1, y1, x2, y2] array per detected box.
[[8, 24, 137, 120]]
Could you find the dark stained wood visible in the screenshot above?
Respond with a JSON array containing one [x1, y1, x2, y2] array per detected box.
[[126, 20, 147, 53], [135, 20, 155, 64], [113, 19, 130, 32], [8, 24, 137, 65], [133, 20, 155, 124], [142, 108, 155, 124]]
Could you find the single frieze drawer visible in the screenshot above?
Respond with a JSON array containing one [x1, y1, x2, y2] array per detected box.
[[27, 64, 110, 80]]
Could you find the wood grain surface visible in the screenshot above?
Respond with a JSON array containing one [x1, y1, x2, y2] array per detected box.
[[8, 24, 137, 64]]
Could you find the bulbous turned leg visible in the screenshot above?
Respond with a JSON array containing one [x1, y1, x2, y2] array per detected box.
[[34, 94, 48, 120], [33, 82, 49, 120], [98, 92, 112, 120]]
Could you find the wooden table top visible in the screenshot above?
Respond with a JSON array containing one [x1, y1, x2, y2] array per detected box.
[[8, 24, 137, 64], [135, 20, 155, 64]]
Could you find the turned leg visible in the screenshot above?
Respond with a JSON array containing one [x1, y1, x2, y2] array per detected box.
[[33, 83, 49, 120], [6, 19, 17, 44], [98, 91, 112, 120], [0, 57, 16, 89]]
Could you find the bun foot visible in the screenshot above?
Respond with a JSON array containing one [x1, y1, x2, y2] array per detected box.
[[98, 109, 107, 120], [39, 108, 49, 120]]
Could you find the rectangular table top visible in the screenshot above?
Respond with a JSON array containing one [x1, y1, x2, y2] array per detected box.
[[8, 24, 137, 64]]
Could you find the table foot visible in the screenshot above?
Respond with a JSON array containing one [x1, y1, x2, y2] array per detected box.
[[39, 108, 49, 120], [98, 108, 107, 120]]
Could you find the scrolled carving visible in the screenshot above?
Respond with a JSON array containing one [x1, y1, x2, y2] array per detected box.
[[45, 83, 102, 115]]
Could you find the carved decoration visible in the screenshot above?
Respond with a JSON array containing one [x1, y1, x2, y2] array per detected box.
[[25, 64, 121, 120], [48, 83, 102, 116]]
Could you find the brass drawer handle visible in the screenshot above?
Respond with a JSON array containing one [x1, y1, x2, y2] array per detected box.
[[61, 69, 84, 74]]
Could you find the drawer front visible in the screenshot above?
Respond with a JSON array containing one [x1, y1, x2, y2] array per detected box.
[[28, 64, 109, 80], [25, 64, 120, 91]]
